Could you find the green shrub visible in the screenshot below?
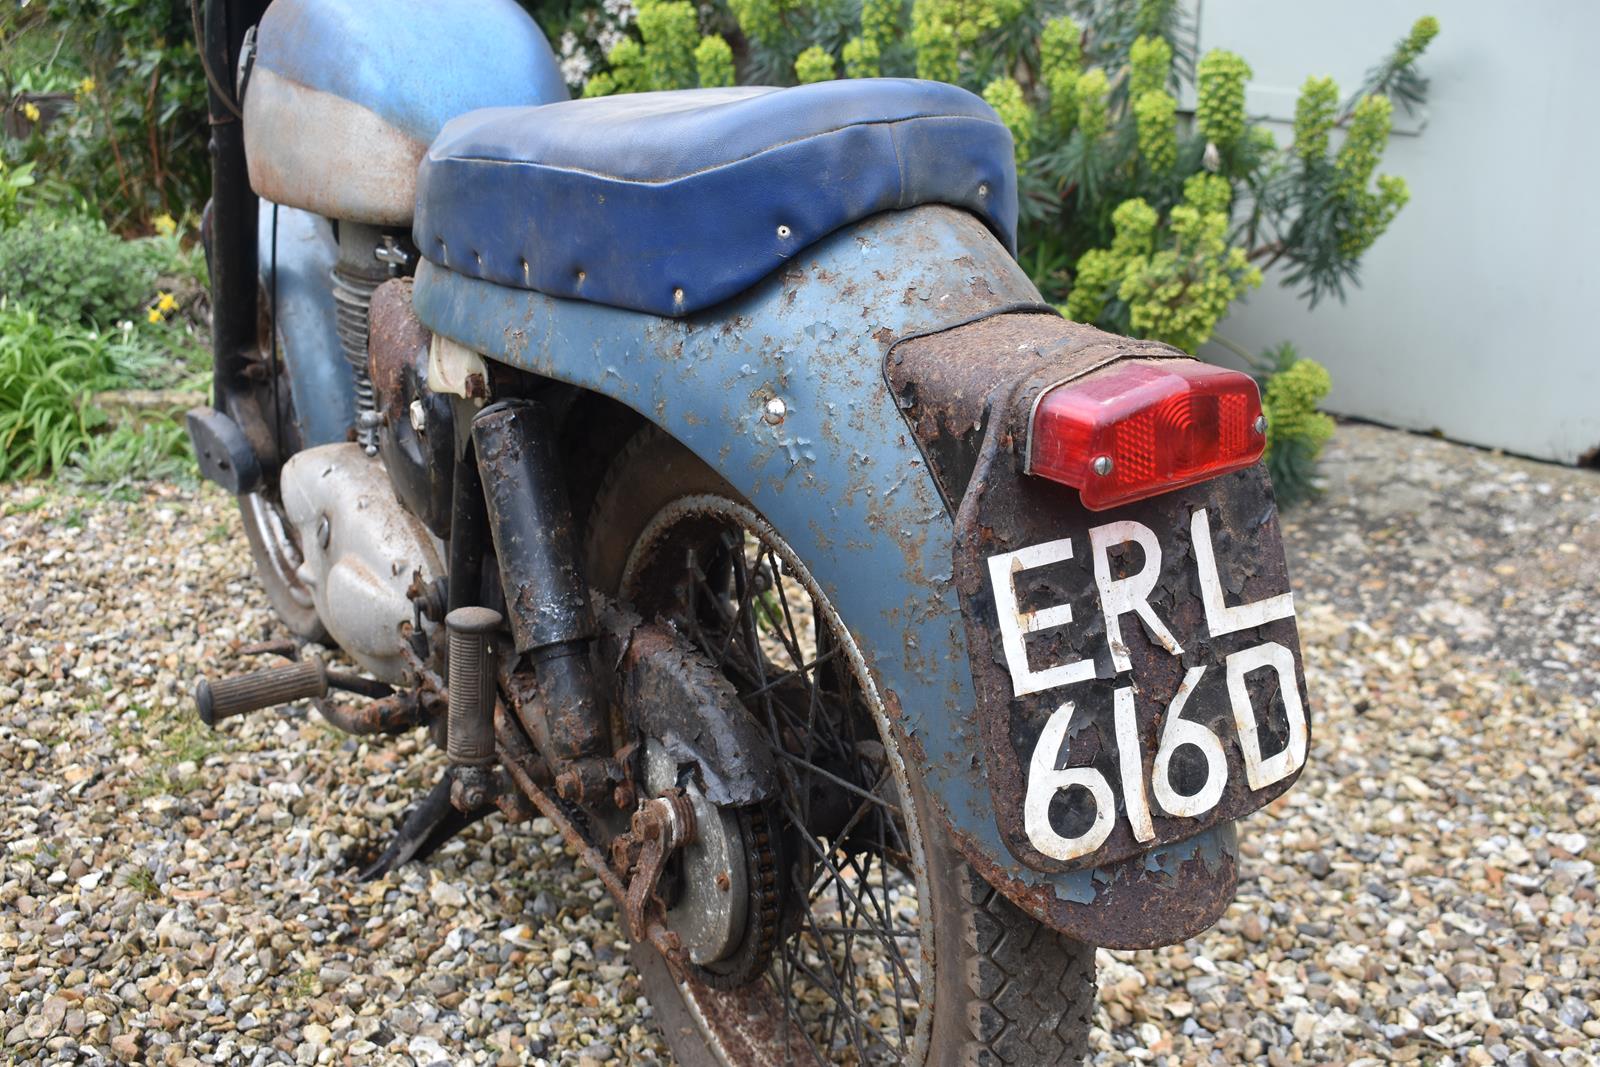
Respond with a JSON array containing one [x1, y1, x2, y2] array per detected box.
[[1256, 343, 1335, 507], [0, 305, 117, 480], [0, 159, 36, 229], [0, 209, 200, 329], [1, 1, 209, 232]]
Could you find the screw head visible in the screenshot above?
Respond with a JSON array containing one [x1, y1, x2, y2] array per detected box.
[[1091, 455, 1114, 477], [1253, 414, 1269, 435], [763, 397, 787, 425], [409, 398, 427, 435]]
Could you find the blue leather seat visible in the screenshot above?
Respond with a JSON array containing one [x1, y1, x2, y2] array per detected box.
[[413, 80, 1018, 317]]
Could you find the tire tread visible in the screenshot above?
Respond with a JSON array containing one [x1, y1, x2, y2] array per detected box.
[[957, 868, 1096, 1066]]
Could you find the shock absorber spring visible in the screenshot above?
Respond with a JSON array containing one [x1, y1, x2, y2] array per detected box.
[[331, 223, 391, 455]]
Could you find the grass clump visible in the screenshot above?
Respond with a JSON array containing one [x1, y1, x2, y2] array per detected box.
[[0, 305, 117, 480], [0, 303, 198, 484]]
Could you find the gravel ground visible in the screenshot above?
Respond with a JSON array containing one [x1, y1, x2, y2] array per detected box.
[[2, 420, 1598, 1066]]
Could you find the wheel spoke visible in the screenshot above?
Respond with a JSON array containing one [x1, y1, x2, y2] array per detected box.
[[634, 503, 928, 1064], [778, 796, 922, 1001]]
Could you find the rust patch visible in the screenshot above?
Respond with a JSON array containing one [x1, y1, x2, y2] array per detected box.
[[886, 311, 1185, 512], [946, 820, 1239, 949]]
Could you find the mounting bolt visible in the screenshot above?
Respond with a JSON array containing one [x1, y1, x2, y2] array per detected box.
[[1253, 414, 1269, 435], [1091, 455, 1114, 477], [613, 781, 637, 810], [409, 398, 427, 435], [450, 765, 493, 812], [763, 397, 787, 425]]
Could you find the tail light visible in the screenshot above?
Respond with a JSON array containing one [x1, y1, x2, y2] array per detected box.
[[1026, 359, 1266, 511]]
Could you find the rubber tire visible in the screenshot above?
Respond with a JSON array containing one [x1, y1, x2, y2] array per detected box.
[[586, 428, 1097, 1066]]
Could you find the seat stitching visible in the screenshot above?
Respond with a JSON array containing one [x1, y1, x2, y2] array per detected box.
[[889, 123, 907, 209], [429, 113, 1005, 186]]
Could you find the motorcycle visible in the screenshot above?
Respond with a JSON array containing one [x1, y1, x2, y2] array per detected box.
[[184, 0, 1312, 1062]]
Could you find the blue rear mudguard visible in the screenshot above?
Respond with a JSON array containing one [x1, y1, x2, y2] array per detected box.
[[410, 204, 1236, 947]]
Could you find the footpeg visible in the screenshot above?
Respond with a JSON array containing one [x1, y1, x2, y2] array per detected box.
[[446, 606, 502, 811], [195, 656, 328, 726]]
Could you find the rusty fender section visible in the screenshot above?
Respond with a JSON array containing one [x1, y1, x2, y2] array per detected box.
[[885, 311, 1183, 509], [889, 312, 1256, 946], [594, 599, 778, 807], [410, 204, 1236, 948]]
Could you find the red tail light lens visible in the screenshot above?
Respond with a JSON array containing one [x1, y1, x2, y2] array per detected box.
[[1027, 359, 1266, 511]]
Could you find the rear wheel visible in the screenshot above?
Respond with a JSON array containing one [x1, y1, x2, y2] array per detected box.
[[588, 429, 1097, 1066]]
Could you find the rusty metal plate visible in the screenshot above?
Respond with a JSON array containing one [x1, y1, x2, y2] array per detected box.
[[953, 436, 1310, 874]]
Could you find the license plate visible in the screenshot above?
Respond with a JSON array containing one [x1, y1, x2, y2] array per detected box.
[[954, 464, 1310, 873]]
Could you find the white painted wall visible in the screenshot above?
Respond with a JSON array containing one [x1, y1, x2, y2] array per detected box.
[[1194, 0, 1599, 464]]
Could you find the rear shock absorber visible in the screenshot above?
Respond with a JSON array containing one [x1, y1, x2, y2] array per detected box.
[[471, 399, 615, 804], [330, 223, 390, 455]]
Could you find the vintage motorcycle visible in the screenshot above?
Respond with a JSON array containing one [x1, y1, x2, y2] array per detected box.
[[184, 0, 1311, 1062]]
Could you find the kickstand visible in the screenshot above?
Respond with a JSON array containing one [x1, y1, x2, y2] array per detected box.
[[358, 770, 489, 882]]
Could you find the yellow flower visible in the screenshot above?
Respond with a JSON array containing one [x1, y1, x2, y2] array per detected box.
[[77, 77, 96, 96], [146, 307, 163, 324], [153, 214, 177, 237], [22, 102, 41, 123], [156, 291, 179, 314]]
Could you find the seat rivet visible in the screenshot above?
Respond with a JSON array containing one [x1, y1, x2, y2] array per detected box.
[[777, 224, 791, 239], [472, 250, 482, 267], [673, 287, 685, 303], [978, 182, 989, 197], [576, 269, 586, 283], [763, 397, 787, 425]]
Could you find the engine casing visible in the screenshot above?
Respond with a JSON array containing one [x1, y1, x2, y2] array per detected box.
[[279, 443, 444, 682]]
